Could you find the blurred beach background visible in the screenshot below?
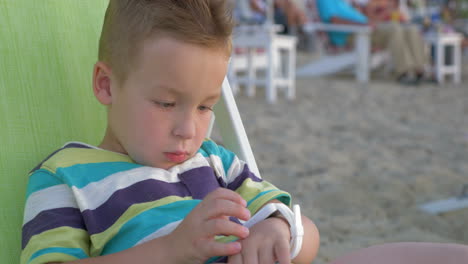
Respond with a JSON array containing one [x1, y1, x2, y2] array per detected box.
[[224, 50, 468, 263], [227, 0, 468, 262]]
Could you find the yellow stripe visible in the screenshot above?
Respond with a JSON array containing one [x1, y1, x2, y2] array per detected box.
[[89, 195, 193, 256], [233, 179, 291, 213], [247, 190, 291, 215], [21, 227, 89, 264], [235, 179, 277, 201], [215, 187, 291, 244], [39, 148, 133, 174], [28, 253, 79, 264]]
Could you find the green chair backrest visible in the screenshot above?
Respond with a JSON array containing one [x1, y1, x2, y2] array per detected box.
[[0, 1, 108, 262]]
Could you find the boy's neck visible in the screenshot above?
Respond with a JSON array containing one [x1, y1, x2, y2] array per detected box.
[[98, 127, 127, 155]]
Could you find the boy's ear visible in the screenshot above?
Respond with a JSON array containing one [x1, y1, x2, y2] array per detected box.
[[93, 61, 113, 105]]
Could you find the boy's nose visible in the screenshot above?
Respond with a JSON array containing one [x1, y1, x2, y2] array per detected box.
[[172, 113, 196, 140]]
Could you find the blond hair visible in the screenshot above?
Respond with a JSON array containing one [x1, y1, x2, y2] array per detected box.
[[98, 0, 234, 82]]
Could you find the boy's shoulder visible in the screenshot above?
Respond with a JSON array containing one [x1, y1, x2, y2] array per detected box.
[[198, 139, 235, 161], [198, 139, 240, 176], [30, 142, 133, 175]]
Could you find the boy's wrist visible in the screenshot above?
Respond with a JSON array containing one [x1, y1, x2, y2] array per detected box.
[[252, 203, 304, 259], [275, 204, 304, 259], [157, 233, 195, 264], [267, 213, 292, 238], [268, 211, 291, 227]]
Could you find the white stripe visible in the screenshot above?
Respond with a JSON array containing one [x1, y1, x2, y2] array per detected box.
[[73, 154, 210, 211], [23, 184, 78, 224], [135, 220, 182, 246], [207, 154, 227, 183], [226, 156, 249, 184], [167, 153, 210, 175]]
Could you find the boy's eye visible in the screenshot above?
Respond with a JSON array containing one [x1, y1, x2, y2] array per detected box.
[[154, 101, 175, 108], [198, 105, 213, 112]]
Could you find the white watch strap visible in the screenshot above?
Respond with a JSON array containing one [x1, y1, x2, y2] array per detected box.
[[242, 203, 304, 259]]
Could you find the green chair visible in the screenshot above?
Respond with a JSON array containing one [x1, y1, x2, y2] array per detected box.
[[0, 1, 260, 262], [0, 1, 108, 262]]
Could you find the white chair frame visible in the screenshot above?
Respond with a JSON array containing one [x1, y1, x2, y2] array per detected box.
[[208, 77, 261, 177]]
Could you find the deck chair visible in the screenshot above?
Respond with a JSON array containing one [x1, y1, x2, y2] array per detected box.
[[0, 1, 259, 262]]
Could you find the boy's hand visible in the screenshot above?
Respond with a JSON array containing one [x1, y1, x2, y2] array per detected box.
[[167, 188, 251, 264], [228, 217, 291, 264]]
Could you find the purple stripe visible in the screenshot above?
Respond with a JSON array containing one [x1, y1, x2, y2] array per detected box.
[[22, 207, 85, 249], [226, 164, 262, 191], [179, 166, 221, 199], [228, 216, 242, 225], [83, 167, 224, 235], [82, 179, 192, 235], [217, 174, 227, 188], [29, 143, 92, 173]]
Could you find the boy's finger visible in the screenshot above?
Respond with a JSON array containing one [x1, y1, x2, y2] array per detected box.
[[204, 218, 249, 239], [204, 199, 250, 221], [202, 240, 242, 258], [240, 246, 258, 264], [259, 247, 275, 264], [227, 253, 242, 264], [274, 240, 291, 264], [205, 188, 247, 207]]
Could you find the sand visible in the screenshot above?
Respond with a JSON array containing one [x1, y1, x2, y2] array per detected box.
[[224, 52, 468, 263]]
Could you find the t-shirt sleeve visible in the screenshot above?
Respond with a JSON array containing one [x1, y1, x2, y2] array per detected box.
[[225, 158, 291, 215], [21, 169, 90, 264], [200, 140, 291, 214]]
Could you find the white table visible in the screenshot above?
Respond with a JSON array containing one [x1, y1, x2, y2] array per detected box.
[[230, 24, 297, 103], [425, 32, 463, 84]]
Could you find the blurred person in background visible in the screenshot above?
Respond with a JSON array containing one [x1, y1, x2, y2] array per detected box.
[[316, 0, 429, 85], [248, 0, 308, 34]]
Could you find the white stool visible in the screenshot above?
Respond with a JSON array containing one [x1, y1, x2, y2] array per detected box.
[[229, 24, 297, 103], [425, 32, 463, 84]]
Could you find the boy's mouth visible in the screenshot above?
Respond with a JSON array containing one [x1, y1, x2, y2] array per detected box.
[[164, 151, 188, 163]]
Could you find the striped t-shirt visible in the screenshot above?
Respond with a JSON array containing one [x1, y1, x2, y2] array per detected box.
[[21, 140, 291, 264]]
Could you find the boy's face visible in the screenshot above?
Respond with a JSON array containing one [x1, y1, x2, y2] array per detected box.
[[100, 36, 228, 169]]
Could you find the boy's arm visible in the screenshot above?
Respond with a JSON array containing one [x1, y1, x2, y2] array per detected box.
[[47, 188, 250, 264], [206, 142, 319, 262], [293, 215, 320, 264], [262, 200, 320, 264], [46, 217, 320, 264], [46, 236, 176, 264]]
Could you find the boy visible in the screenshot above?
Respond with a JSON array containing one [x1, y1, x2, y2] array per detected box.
[[21, 0, 319, 263]]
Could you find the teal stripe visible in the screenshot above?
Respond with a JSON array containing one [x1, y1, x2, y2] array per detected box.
[[198, 140, 235, 176], [26, 170, 62, 199], [247, 190, 291, 207], [197, 141, 211, 158], [102, 200, 201, 255], [28, 247, 88, 263], [56, 162, 141, 188], [217, 145, 235, 176]]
